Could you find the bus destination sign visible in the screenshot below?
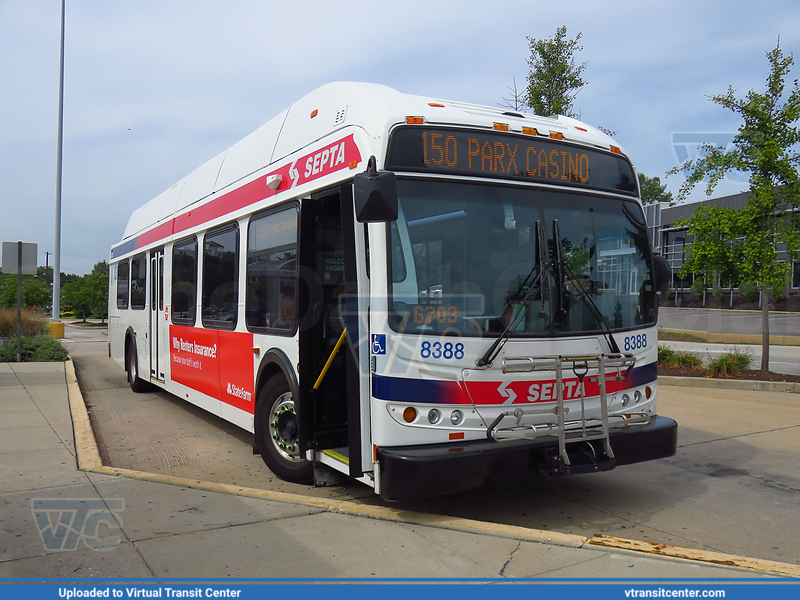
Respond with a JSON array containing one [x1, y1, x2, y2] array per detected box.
[[385, 126, 637, 195]]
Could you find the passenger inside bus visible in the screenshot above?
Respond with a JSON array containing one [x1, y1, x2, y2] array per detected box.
[[272, 294, 296, 329]]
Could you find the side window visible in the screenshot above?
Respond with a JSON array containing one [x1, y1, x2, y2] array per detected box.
[[246, 207, 298, 332], [117, 261, 129, 309], [202, 224, 239, 329], [172, 238, 197, 325], [130, 254, 147, 309]]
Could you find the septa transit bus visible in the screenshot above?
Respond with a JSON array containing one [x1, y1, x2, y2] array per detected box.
[[108, 82, 677, 500]]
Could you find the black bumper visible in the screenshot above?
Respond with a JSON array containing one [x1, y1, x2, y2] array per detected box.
[[377, 415, 677, 501]]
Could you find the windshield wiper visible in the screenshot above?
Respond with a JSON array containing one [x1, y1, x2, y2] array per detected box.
[[476, 220, 548, 368], [552, 220, 621, 354]]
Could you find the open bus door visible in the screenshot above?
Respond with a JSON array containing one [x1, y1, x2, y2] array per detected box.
[[297, 185, 364, 481]]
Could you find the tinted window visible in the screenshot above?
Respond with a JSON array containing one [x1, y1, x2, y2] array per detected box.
[[202, 224, 239, 329], [117, 261, 129, 309], [246, 207, 298, 332], [130, 254, 146, 309], [172, 238, 197, 324]]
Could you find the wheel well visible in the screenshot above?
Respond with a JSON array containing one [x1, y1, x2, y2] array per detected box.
[[254, 352, 297, 446]]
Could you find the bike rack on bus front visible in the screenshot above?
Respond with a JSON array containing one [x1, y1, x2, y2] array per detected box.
[[486, 354, 649, 470]]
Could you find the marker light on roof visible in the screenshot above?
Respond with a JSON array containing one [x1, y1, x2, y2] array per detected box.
[[494, 123, 509, 132], [550, 132, 564, 140], [575, 126, 588, 132], [610, 146, 621, 154], [266, 174, 282, 190], [406, 116, 424, 124], [428, 103, 445, 108], [310, 109, 318, 118], [523, 127, 538, 136]]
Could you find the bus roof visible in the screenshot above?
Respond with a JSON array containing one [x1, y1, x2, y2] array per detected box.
[[115, 82, 624, 253]]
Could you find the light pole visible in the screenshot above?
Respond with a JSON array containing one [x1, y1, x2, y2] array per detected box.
[[53, 0, 65, 331]]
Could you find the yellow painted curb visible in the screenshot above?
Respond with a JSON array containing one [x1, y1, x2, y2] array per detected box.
[[89, 464, 586, 548], [589, 534, 800, 578], [659, 328, 800, 346], [65, 359, 102, 470]]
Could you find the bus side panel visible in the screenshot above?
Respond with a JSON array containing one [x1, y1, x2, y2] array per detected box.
[[167, 325, 255, 413]]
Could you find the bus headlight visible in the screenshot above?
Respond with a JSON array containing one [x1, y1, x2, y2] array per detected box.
[[427, 409, 441, 424], [450, 410, 464, 426], [621, 394, 631, 408], [634, 390, 642, 404]]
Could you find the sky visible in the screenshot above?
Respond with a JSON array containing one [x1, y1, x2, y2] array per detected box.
[[1, 0, 798, 276]]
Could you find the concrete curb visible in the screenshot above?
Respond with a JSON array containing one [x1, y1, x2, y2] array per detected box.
[[91, 465, 588, 549], [65, 359, 103, 470], [659, 375, 800, 394], [65, 361, 800, 577], [660, 327, 800, 346], [589, 535, 800, 578]]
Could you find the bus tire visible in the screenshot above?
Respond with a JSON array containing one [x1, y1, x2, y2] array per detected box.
[[255, 374, 313, 484], [126, 338, 149, 393]]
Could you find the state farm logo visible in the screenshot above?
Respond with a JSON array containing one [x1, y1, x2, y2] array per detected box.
[[226, 382, 252, 403]]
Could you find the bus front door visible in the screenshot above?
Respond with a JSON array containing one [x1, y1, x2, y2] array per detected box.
[[149, 247, 166, 383], [298, 187, 363, 480]]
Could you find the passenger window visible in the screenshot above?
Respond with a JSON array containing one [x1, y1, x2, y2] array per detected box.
[[172, 237, 197, 325], [246, 207, 298, 333], [117, 261, 129, 309], [202, 224, 239, 329], [130, 254, 147, 310]]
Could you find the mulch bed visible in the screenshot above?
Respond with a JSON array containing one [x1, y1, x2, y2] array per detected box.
[[658, 365, 800, 383]]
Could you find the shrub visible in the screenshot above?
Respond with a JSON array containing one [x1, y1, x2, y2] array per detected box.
[[672, 351, 704, 369], [770, 285, 786, 302], [738, 281, 759, 302], [658, 344, 675, 365], [689, 278, 706, 301], [657, 345, 703, 369], [0, 308, 49, 338], [0, 336, 68, 362], [706, 349, 752, 378]]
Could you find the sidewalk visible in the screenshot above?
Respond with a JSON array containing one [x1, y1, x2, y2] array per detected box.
[[0, 361, 794, 580]]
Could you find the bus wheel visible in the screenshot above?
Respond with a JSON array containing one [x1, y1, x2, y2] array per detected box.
[[256, 374, 313, 483], [126, 338, 148, 393]]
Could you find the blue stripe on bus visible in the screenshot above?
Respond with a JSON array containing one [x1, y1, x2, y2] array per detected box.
[[371, 362, 658, 405]]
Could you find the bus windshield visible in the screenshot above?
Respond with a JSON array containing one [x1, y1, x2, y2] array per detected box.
[[389, 179, 656, 337]]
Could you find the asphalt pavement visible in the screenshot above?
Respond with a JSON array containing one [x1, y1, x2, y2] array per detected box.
[[659, 307, 800, 341], [0, 324, 797, 580]]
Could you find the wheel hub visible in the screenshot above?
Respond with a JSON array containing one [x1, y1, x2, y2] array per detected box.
[[269, 393, 301, 462]]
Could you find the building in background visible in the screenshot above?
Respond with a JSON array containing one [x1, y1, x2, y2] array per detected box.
[[643, 191, 800, 308]]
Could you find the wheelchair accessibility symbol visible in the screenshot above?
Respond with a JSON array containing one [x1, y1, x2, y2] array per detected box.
[[372, 334, 386, 355]]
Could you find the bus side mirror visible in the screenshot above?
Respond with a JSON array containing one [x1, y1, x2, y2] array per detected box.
[[354, 156, 398, 223], [652, 255, 670, 294]]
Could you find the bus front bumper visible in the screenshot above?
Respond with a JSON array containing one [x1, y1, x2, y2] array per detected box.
[[376, 415, 677, 501]]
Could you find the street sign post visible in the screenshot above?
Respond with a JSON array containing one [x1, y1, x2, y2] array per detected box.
[[2, 242, 38, 361]]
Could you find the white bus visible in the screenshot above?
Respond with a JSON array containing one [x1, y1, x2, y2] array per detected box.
[[109, 82, 676, 500]]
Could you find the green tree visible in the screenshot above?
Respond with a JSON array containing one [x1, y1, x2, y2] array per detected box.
[[677, 204, 743, 296], [0, 274, 51, 310], [667, 41, 800, 370], [638, 173, 674, 205], [62, 271, 108, 323], [525, 25, 586, 118]]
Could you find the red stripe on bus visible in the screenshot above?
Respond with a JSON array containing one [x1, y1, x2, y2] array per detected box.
[[134, 134, 361, 250]]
